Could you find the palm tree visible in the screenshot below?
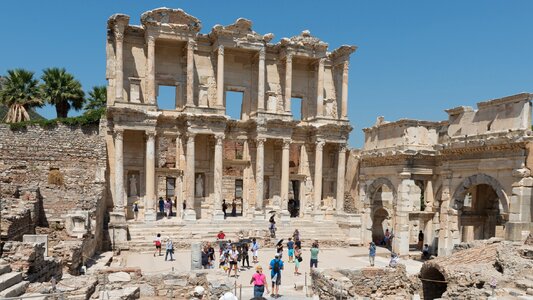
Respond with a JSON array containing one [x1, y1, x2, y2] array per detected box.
[[0, 69, 43, 123], [84, 86, 107, 115], [41, 68, 85, 118]]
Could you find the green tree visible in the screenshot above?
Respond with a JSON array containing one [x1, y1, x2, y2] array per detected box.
[[0, 69, 43, 123], [41, 68, 85, 118], [84, 86, 107, 115]]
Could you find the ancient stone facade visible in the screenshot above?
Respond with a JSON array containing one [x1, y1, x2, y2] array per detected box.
[[106, 8, 355, 224], [357, 93, 533, 256]]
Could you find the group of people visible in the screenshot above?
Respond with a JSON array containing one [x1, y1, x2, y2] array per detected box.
[[157, 197, 175, 218], [153, 233, 174, 261], [221, 199, 238, 218]]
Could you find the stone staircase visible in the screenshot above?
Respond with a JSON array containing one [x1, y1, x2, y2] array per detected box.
[[0, 261, 29, 298], [504, 274, 533, 298], [126, 218, 348, 252]]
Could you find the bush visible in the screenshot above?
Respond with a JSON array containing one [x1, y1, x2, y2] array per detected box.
[[7, 108, 104, 130]]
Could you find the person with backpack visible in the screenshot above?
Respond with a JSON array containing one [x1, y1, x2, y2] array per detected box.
[[369, 241, 376, 266], [153, 233, 162, 257], [132, 201, 139, 221], [269, 253, 284, 298], [310, 242, 319, 268], [251, 238, 260, 263]]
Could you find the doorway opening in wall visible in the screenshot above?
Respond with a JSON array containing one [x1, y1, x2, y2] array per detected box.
[[289, 180, 300, 217], [157, 85, 178, 110], [226, 91, 244, 120], [291, 97, 303, 120], [231, 179, 243, 217], [459, 184, 504, 242], [166, 177, 176, 217]]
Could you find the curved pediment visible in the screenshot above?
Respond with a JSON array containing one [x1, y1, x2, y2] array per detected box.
[[281, 30, 328, 52], [210, 18, 274, 43], [141, 7, 201, 33]]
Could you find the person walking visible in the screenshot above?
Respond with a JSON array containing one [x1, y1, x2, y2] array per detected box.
[[418, 230, 424, 250], [164, 199, 171, 219], [287, 238, 295, 263], [294, 245, 302, 275], [201, 246, 210, 269], [269, 214, 276, 238], [165, 237, 174, 261], [276, 242, 283, 260], [167, 198, 173, 217], [269, 253, 284, 298], [251, 238, 260, 263], [207, 242, 216, 268], [132, 201, 139, 221], [222, 200, 228, 218], [153, 233, 162, 257], [231, 199, 237, 217], [217, 230, 226, 256], [228, 245, 239, 277], [241, 242, 250, 268], [293, 229, 301, 249], [369, 241, 376, 266], [250, 265, 269, 298], [310, 242, 319, 268], [158, 197, 165, 214]]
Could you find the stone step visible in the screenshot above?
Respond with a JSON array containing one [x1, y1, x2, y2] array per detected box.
[[0, 272, 22, 292], [516, 279, 533, 290], [20, 293, 49, 300], [0, 264, 12, 276], [0, 280, 29, 297]]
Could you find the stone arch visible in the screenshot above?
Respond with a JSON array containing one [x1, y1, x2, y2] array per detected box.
[[366, 177, 397, 244], [451, 174, 509, 214], [420, 263, 448, 300], [366, 177, 397, 208]]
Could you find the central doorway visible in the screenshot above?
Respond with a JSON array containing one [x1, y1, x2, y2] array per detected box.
[[289, 180, 300, 217]]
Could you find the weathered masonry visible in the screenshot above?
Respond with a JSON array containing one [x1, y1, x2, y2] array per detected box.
[[105, 8, 356, 223]]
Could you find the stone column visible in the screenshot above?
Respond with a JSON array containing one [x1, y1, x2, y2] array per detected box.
[[216, 45, 224, 108], [313, 140, 325, 220], [393, 172, 413, 257], [316, 58, 325, 118], [336, 144, 347, 213], [284, 53, 293, 113], [114, 25, 125, 101], [424, 179, 434, 212], [280, 139, 291, 220], [438, 170, 453, 256], [257, 47, 266, 111], [114, 129, 124, 212], [254, 138, 266, 220], [144, 131, 156, 221], [184, 132, 197, 221], [146, 35, 156, 105], [213, 134, 225, 220], [340, 61, 349, 119], [186, 39, 196, 107]]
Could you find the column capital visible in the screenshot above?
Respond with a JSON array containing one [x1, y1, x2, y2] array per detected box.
[[215, 134, 224, 145], [188, 38, 196, 50], [256, 137, 266, 146], [113, 128, 124, 140], [282, 139, 291, 149], [114, 25, 125, 42], [146, 34, 156, 44], [187, 131, 197, 139], [338, 143, 347, 153], [145, 130, 156, 138], [342, 60, 350, 72], [318, 57, 326, 66], [259, 47, 266, 60], [218, 44, 224, 56], [399, 171, 411, 180], [285, 52, 293, 63], [316, 140, 325, 150]]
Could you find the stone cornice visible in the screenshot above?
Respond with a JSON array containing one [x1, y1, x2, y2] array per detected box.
[[140, 7, 201, 33]]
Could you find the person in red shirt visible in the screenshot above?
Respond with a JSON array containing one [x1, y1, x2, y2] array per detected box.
[[217, 230, 226, 256], [217, 230, 226, 240]]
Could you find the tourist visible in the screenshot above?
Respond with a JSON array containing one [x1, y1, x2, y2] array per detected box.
[[153, 233, 162, 257], [287, 238, 295, 263], [389, 252, 399, 268], [269, 214, 276, 238], [217, 230, 226, 256], [207, 242, 216, 268], [158, 197, 165, 214], [164, 199, 171, 218], [250, 265, 269, 298], [251, 238, 260, 263], [418, 230, 424, 250], [241, 242, 250, 268], [181, 200, 186, 219], [231, 199, 237, 217], [293, 229, 301, 248], [383, 228, 390, 246], [310, 242, 319, 268], [201, 246, 210, 269], [294, 245, 302, 275], [132, 201, 139, 221], [228, 245, 239, 277], [218, 292, 238, 300], [276, 241, 283, 259], [165, 237, 174, 261], [422, 244, 430, 260], [369, 241, 376, 266], [269, 253, 284, 298], [222, 199, 228, 218]]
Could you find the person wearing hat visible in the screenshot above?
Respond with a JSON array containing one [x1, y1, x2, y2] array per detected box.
[[269, 253, 284, 298], [369, 241, 376, 266], [250, 265, 269, 298]]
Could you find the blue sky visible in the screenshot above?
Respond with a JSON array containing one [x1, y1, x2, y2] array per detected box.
[[1, 1, 532, 147]]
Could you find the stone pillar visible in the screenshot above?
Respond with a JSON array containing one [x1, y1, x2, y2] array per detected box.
[[254, 138, 266, 220], [175, 134, 184, 219], [216, 45, 224, 108], [336, 144, 347, 213], [340, 61, 349, 119], [186, 39, 195, 107], [424, 179, 434, 212], [114, 24, 125, 101], [257, 47, 266, 111], [146, 35, 156, 105], [184, 132, 197, 221], [393, 172, 413, 257], [114, 129, 124, 212], [438, 171, 453, 256], [313, 140, 325, 220], [280, 139, 291, 221], [284, 53, 293, 112], [144, 131, 156, 221], [316, 58, 325, 118], [507, 166, 533, 241], [213, 134, 225, 220]]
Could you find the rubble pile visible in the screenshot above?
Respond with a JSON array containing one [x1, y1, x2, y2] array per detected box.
[[0, 187, 44, 241], [1, 241, 61, 283]]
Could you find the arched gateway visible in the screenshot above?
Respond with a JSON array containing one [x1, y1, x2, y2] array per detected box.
[[366, 177, 397, 244]]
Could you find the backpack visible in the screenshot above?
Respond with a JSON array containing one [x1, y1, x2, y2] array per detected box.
[[273, 259, 280, 273]]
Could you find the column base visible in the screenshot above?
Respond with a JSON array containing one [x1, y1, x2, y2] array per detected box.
[[183, 209, 197, 221], [144, 209, 157, 222], [212, 211, 225, 221], [110, 210, 126, 223], [108, 211, 128, 250], [312, 211, 325, 221], [280, 210, 290, 222], [253, 210, 265, 222], [324, 207, 335, 220]]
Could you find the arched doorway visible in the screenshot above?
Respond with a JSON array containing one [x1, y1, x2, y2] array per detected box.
[[372, 207, 389, 243], [452, 174, 509, 242], [366, 178, 396, 245], [420, 265, 447, 300]]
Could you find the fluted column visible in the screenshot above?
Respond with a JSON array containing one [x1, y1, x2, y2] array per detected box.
[[284, 53, 293, 113], [316, 58, 325, 118], [216, 45, 224, 107], [186, 39, 196, 107], [314, 140, 325, 211], [257, 47, 266, 111], [281, 139, 291, 212], [144, 131, 156, 221], [336, 144, 347, 212], [114, 25, 125, 101], [146, 35, 156, 105], [341, 61, 349, 119], [213, 134, 224, 220], [114, 129, 124, 211], [184, 132, 197, 220], [255, 138, 266, 212]]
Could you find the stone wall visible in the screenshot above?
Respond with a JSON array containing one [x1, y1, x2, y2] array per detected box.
[[0, 188, 43, 241], [1, 241, 62, 282]]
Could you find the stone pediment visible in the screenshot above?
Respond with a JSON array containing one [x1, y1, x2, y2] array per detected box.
[[280, 30, 328, 52], [210, 18, 274, 44], [141, 7, 201, 33]]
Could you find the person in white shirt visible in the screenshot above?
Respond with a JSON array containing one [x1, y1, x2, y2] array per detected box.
[[251, 238, 260, 263], [228, 244, 239, 277]]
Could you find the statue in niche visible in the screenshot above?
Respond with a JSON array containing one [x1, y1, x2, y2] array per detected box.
[[129, 174, 138, 196], [195, 174, 204, 197]]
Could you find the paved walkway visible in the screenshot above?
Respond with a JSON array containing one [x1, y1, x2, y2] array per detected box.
[[123, 246, 423, 299]]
